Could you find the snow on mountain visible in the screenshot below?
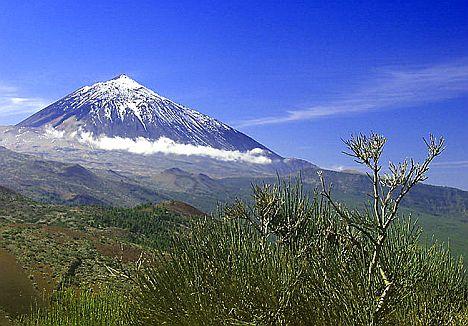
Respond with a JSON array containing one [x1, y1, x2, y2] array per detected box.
[[17, 74, 280, 158]]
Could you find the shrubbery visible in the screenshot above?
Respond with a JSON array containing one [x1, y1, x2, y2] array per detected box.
[[17, 134, 468, 325], [131, 134, 467, 325], [18, 287, 131, 326], [91, 204, 191, 249], [132, 186, 466, 325]]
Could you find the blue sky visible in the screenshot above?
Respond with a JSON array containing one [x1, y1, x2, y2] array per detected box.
[[0, 0, 467, 189]]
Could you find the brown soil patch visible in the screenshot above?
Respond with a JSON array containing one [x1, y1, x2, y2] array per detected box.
[[42, 225, 87, 240], [158, 200, 206, 217], [0, 249, 38, 318], [95, 242, 142, 263]]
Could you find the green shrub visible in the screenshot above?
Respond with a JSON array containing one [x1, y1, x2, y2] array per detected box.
[[131, 218, 305, 325], [131, 205, 466, 325], [17, 287, 132, 326], [130, 134, 467, 325]]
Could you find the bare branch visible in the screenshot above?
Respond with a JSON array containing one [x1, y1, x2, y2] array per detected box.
[[322, 133, 445, 319]]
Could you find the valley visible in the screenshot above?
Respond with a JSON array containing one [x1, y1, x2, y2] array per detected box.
[[0, 75, 466, 324]]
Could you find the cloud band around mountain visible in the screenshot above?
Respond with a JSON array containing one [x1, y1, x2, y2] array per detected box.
[[47, 129, 272, 164]]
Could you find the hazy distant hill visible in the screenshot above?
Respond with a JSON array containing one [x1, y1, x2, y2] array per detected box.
[[0, 146, 166, 206]]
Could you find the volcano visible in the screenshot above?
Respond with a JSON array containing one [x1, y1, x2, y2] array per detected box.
[[18, 74, 278, 156]]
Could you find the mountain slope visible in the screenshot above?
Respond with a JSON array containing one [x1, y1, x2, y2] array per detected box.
[[0, 126, 314, 178], [0, 146, 166, 206], [17, 75, 278, 156]]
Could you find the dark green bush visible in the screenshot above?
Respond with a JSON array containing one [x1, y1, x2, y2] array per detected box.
[[129, 134, 467, 325], [131, 181, 467, 325]]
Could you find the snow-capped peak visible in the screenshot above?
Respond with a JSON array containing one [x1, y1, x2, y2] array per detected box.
[[109, 74, 145, 89], [112, 73, 131, 80], [17, 74, 280, 157], [76, 74, 164, 99]]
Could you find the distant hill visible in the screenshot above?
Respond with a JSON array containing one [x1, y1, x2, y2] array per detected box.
[[0, 146, 166, 206], [157, 200, 207, 217]]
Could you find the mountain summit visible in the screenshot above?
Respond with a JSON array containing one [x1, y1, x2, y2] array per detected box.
[[18, 75, 277, 155]]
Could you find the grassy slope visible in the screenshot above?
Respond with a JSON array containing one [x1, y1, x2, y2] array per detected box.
[[0, 161, 466, 321], [0, 181, 466, 324], [0, 187, 197, 323]]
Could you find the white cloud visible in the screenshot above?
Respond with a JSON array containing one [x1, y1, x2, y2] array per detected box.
[[238, 59, 468, 127], [432, 161, 468, 168], [73, 131, 272, 164], [44, 126, 65, 139], [0, 83, 50, 118]]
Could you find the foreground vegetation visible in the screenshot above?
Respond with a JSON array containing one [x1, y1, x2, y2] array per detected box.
[[17, 287, 131, 326], [18, 191, 468, 325], [4, 134, 468, 325], [131, 172, 467, 324]]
